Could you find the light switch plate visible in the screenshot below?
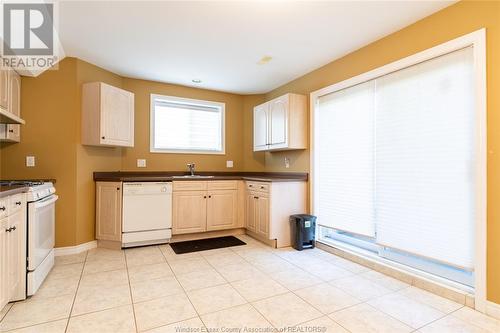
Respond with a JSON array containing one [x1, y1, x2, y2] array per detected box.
[[226, 160, 234, 168], [284, 157, 290, 168], [26, 156, 35, 167], [137, 159, 146, 168]]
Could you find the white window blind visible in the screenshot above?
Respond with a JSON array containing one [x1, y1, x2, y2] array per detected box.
[[151, 96, 224, 153], [315, 81, 376, 237], [375, 47, 476, 270], [314, 47, 476, 270]]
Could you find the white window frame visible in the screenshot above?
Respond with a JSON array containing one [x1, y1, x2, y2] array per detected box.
[[310, 29, 486, 312], [150, 94, 226, 154]]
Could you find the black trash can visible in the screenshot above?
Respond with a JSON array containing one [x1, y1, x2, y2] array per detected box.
[[290, 214, 317, 251]]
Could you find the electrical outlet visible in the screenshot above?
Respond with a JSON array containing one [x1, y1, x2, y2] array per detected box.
[[137, 159, 146, 168], [26, 156, 35, 167], [284, 157, 290, 169], [226, 160, 234, 168]]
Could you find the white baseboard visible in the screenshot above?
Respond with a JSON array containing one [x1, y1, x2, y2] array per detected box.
[[54, 240, 97, 256], [486, 301, 500, 320]]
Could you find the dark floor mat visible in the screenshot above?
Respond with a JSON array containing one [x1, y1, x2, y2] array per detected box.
[[170, 236, 246, 254]]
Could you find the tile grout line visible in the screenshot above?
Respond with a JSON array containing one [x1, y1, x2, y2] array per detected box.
[[173, 239, 288, 330], [158, 245, 207, 332], [238, 244, 403, 332], [52, 241, 476, 333], [64, 250, 88, 333], [229, 239, 329, 329], [206, 242, 280, 331], [411, 305, 466, 332], [0, 255, 87, 332], [125, 247, 144, 333], [232, 241, 355, 331]]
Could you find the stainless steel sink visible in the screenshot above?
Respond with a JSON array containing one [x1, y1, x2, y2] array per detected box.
[[172, 175, 215, 179]]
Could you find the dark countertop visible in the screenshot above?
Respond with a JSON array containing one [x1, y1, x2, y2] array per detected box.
[[0, 185, 28, 199], [93, 171, 308, 182]]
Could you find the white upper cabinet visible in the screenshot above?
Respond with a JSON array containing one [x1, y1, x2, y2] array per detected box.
[[253, 103, 269, 150], [0, 66, 9, 110], [253, 93, 307, 151], [82, 82, 134, 147], [0, 67, 22, 142]]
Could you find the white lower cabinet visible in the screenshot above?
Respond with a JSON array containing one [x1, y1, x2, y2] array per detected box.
[[0, 193, 27, 312], [172, 181, 241, 235], [245, 181, 307, 248], [0, 217, 9, 309]]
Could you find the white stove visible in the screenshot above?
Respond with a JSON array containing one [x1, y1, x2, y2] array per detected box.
[[1, 180, 58, 296]]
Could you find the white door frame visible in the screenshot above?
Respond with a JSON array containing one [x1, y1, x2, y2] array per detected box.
[[310, 28, 487, 312]]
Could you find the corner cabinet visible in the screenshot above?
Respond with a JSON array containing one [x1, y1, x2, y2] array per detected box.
[[82, 82, 134, 147], [245, 180, 306, 248], [0, 67, 22, 143], [253, 93, 307, 152]]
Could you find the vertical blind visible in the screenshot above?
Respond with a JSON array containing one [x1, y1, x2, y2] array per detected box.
[[315, 47, 476, 270], [152, 98, 223, 152], [316, 81, 376, 237]]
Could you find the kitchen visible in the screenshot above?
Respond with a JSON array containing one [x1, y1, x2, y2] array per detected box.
[[1, 1, 500, 332]]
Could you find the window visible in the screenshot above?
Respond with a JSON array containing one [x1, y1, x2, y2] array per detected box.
[[312, 30, 486, 293], [150, 94, 225, 154]]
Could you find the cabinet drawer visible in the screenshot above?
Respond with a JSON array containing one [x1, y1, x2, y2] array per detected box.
[[207, 181, 237, 191], [8, 194, 24, 214], [247, 190, 269, 199], [0, 198, 8, 218], [173, 181, 207, 191], [246, 181, 270, 193]]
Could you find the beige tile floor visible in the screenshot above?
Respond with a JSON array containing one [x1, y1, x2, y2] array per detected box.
[[1, 235, 499, 332]]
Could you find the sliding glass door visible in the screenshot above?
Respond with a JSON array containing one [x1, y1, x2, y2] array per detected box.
[[314, 46, 478, 287]]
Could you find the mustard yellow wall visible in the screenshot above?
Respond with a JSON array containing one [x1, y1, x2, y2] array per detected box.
[[121, 78, 245, 171], [241, 94, 266, 171], [0, 58, 79, 247], [75, 60, 123, 245], [0, 58, 248, 247], [1, 0, 499, 302], [244, 0, 500, 303]]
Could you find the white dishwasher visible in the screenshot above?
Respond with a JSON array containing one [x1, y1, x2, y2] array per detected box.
[[122, 182, 172, 247]]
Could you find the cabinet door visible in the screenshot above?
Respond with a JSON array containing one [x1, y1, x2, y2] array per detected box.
[[8, 70, 20, 117], [6, 125, 20, 142], [269, 95, 288, 147], [0, 218, 8, 310], [100, 84, 134, 147], [206, 190, 237, 231], [172, 191, 207, 234], [7, 210, 21, 299], [253, 103, 269, 151], [245, 193, 256, 232], [96, 182, 122, 241], [256, 195, 269, 237], [0, 66, 8, 110], [4, 70, 21, 142]]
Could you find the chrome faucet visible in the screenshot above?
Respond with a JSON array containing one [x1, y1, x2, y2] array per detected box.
[[187, 163, 195, 176]]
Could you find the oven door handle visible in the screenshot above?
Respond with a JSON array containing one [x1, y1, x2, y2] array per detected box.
[[34, 195, 59, 209]]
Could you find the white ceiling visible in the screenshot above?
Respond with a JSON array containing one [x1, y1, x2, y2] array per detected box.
[[58, 1, 454, 94]]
